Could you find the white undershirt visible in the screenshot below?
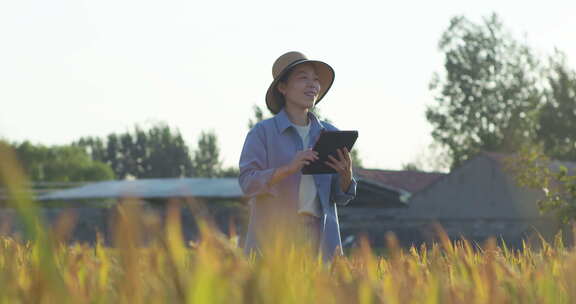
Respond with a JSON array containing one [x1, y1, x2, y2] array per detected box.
[[293, 122, 322, 217]]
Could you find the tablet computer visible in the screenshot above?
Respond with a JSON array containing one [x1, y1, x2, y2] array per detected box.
[[302, 130, 358, 175]]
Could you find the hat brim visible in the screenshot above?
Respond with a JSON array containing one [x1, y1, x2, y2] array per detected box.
[[265, 60, 335, 115]]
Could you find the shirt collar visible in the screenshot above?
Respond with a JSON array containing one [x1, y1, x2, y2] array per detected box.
[[275, 108, 325, 134]]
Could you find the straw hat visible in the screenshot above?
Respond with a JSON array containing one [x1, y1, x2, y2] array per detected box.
[[265, 51, 335, 114]]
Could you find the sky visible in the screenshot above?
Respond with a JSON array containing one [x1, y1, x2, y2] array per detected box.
[[1, 0, 575, 172]]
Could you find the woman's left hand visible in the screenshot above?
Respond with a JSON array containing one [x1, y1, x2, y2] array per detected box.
[[325, 147, 353, 193]]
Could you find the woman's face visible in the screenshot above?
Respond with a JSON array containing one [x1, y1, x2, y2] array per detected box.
[[277, 63, 321, 110]]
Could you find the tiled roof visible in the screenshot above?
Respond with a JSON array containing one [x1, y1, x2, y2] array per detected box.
[[355, 168, 447, 194]]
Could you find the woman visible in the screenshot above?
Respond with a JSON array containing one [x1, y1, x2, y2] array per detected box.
[[238, 51, 357, 262]]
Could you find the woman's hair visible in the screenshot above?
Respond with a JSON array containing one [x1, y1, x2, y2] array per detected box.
[[278, 68, 293, 84], [274, 67, 294, 110]]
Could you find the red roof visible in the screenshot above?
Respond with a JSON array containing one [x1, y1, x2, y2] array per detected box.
[[355, 168, 447, 194]]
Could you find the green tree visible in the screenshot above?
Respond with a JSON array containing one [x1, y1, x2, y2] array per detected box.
[[141, 124, 194, 178], [75, 123, 194, 179], [192, 130, 222, 178], [11, 141, 114, 182], [75, 136, 106, 161], [247, 104, 269, 130], [536, 51, 576, 162], [426, 13, 544, 169], [508, 54, 576, 223], [507, 145, 576, 224]]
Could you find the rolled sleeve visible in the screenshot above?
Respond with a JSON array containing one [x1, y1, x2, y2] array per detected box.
[[238, 125, 279, 198], [330, 174, 357, 206]]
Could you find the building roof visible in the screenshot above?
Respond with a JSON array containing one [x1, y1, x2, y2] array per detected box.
[[38, 178, 243, 201], [355, 168, 447, 194], [37, 169, 449, 204]]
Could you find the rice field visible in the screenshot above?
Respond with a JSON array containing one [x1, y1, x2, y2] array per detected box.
[[2, 143, 576, 303]]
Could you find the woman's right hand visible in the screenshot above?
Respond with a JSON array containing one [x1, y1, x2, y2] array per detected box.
[[268, 149, 319, 187], [286, 148, 319, 175]]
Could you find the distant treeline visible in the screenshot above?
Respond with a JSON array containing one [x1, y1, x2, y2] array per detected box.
[[4, 124, 237, 183]]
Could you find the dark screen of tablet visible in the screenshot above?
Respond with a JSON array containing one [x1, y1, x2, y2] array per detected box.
[[302, 131, 358, 174]]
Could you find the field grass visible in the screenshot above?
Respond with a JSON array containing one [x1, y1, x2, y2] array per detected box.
[[2, 143, 576, 303], [2, 215, 576, 303]]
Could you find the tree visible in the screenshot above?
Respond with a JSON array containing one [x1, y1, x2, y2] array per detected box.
[[11, 141, 114, 182], [75, 136, 106, 162], [247, 104, 269, 130], [192, 130, 222, 178], [506, 145, 576, 224], [426, 13, 544, 169], [141, 124, 194, 178], [535, 51, 576, 162], [75, 123, 194, 179], [506, 53, 576, 224]]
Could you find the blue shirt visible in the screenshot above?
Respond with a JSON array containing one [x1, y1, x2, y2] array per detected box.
[[238, 108, 357, 261]]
